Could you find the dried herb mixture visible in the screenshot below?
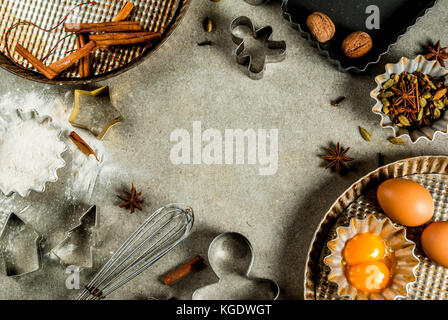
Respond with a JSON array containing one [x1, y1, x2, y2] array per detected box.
[[377, 71, 448, 129]]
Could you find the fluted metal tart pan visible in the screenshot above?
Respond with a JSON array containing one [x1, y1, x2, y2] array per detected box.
[[305, 156, 448, 300]]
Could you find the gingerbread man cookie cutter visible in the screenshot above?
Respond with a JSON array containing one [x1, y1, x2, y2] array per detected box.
[[230, 16, 286, 80], [192, 232, 280, 300]]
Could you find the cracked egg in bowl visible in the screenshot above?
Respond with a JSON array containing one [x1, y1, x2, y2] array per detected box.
[[323, 214, 419, 300]]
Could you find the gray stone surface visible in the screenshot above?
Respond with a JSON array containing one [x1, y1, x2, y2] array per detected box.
[[0, 0, 447, 300]]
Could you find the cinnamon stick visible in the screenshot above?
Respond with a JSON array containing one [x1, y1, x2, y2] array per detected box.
[[76, 33, 91, 77], [94, 32, 162, 47], [89, 32, 157, 41], [69, 131, 99, 161], [113, 2, 134, 22], [15, 44, 57, 80], [161, 256, 204, 286], [49, 41, 97, 74], [65, 21, 141, 33]]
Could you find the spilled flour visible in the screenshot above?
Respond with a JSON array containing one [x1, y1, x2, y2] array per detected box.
[[0, 90, 106, 202], [0, 116, 66, 196]]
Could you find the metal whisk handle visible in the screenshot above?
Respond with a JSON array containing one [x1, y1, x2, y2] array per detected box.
[[77, 204, 194, 300]]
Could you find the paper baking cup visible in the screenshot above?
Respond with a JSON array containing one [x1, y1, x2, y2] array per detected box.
[[0, 109, 66, 197], [370, 55, 448, 143], [323, 214, 419, 300]]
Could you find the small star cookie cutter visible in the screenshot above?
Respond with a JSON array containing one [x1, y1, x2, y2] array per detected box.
[[230, 16, 286, 80], [192, 232, 280, 300], [69, 87, 123, 140]]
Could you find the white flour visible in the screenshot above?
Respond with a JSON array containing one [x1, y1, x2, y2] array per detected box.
[[0, 118, 66, 195], [0, 90, 106, 201]]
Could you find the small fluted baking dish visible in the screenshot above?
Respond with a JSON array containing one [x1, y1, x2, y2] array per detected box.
[[370, 55, 448, 143], [324, 214, 419, 300], [0, 109, 66, 197]]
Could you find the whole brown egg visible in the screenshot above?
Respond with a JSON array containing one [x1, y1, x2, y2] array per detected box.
[[421, 221, 448, 268], [377, 178, 434, 227]]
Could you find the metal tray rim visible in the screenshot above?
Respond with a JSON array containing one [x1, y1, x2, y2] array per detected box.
[[303, 155, 448, 300], [281, 0, 439, 73], [0, 0, 192, 85]]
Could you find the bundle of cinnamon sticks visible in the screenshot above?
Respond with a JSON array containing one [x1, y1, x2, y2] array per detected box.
[[14, 2, 162, 80]]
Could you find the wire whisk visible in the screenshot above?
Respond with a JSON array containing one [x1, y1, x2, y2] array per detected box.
[[77, 204, 194, 300]]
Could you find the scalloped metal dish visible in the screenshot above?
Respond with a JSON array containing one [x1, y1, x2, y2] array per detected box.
[[0, 109, 66, 197], [281, 0, 438, 73], [305, 156, 448, 300], [371, 55, 448, 143], [0, 0, 191, 84]]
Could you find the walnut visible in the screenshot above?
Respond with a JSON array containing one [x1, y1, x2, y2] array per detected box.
[[306, 12, 335, 43], [342, 31, 373, 58]]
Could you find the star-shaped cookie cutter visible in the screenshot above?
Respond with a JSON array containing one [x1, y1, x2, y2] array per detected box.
[[69, 87, 123, 140], [230, 16, 286, 80], [192, 232, 280, 300]]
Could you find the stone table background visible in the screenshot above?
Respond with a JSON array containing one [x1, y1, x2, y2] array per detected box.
[[0, 0, 447, 300]]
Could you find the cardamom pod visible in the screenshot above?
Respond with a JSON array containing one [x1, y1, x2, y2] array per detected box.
[[434, 100, 445, 109], [388, 137, 404, 145], [423, 92, 432, 99], [381, 98, 390, 108], [203, 17, 213, 32], [398, 115, 410, 126], [383, 105, 390, 114], [378, 91, 393, 99], [382, 79, 395, 89], [417, 107, 424, 121], [420, 97, 427, 108], [433, 88, 447, 100], [359, 126, 371, 141], [443, 97, 448, 107], [425, 106, 431, 116], [392, 74, 399, 83], [434, 108, 441, 120]]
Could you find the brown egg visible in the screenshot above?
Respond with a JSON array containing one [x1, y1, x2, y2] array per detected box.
[[421, 221, 448, 268], [377, 178, 434, 227]]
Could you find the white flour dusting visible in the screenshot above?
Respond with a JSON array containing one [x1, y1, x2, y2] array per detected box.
[[0, 118, 66, 196], [0, 90, 107, 201]]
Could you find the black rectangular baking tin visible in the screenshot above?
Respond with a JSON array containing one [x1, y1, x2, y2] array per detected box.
[[282, 0, 438, 73]]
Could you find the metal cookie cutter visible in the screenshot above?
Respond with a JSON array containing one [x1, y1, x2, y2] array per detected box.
[[69, 87, 123, 140], [51, 205, 98, 269], [192, 232, 280, 300], [0, 213, 42, 277], [230, 16, 286, 80]]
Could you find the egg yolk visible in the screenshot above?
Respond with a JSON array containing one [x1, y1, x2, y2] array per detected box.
[[343, 233, 386, 265], [347, 261, 390, 293]]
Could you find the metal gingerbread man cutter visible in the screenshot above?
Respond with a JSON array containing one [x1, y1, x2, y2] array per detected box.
[[230, 16, 286, 80]]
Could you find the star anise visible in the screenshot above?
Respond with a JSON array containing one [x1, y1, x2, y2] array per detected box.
[[391, 81, 418, 120], [321, 142, 354, 172], [424, 41, 448, 67], [117, 184, 145, 214]]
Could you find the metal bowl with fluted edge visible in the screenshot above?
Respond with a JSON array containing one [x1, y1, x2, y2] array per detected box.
[[324, 215, 419, 300], [371, 55, 448, 143], [0, 109, 66, 197]]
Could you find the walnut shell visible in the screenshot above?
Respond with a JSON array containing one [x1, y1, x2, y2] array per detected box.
[[306, 12, 335, 43], [342, 31, 373, 58]]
